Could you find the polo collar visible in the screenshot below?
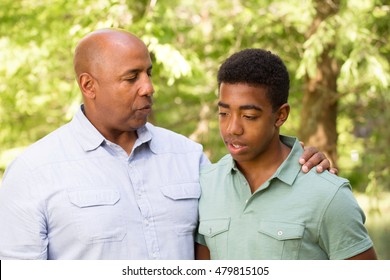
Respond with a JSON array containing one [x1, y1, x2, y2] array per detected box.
[[227, 135, 302, 186], [272, 136, 303, 186]]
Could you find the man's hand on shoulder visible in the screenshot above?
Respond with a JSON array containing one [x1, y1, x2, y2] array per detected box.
[[299, 144, 338, 175]]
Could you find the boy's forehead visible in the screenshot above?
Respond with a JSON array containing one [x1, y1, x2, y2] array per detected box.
[[219, 83, 267, 95], [218, 83, 270, 106]]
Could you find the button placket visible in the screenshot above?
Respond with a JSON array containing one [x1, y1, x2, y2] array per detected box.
[[128, 161, 160, 259]]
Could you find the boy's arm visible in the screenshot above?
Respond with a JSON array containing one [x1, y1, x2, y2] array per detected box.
[[195, 243, 210, 260], [347, 247, 377, 260]]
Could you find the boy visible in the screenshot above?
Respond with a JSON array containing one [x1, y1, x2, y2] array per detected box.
[[195, 49, 376, 260]]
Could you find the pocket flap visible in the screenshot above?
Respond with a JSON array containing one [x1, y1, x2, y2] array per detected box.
[[199, 218, 230, 237], [68, 189, 120, 207], [161, 183, 201, 200], [258, 221, 304, 241]]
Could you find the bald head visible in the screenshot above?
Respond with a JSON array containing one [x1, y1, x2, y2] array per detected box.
[[73, 29, 148, 79]]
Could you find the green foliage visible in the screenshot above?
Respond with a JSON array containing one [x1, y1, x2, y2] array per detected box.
[[1, 0, 389, 196]]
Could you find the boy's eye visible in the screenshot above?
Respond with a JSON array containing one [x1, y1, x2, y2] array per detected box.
[[244, 115, 257, 120]]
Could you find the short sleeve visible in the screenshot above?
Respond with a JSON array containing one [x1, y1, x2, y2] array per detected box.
[[195, 229, 207, 246], [319, 183, 373, 259], [0, 158, 48, 259]]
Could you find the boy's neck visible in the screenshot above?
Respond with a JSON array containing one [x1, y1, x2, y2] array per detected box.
[[237, 140, 291, 193]]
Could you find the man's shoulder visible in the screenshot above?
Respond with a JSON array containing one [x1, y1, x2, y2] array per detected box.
[[146, 123, 204, 153], [8, 124, 72, 170], [200, 154, 231, 175]]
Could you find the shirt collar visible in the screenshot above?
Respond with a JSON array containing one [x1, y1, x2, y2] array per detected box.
[[226, 135, 302, 186], [71, 106, 105, 152], [272, 135, 303, 185], [134, 124, 153, 152], [71, 105, 153, 152]]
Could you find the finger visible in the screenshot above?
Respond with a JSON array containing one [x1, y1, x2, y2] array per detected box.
[[302, 155, 329, 173], [300, 146, 319, 163], [316, 165, 324, 173], [315, 158, 331, 173], [329, 167, 338, 175]]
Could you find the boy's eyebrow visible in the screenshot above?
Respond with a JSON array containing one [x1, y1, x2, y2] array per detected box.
[[239, 104, 262, 111], [218, 101, 262, 111]]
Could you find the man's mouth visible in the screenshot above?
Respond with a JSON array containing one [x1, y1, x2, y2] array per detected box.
[[139, 104, 152, 110]]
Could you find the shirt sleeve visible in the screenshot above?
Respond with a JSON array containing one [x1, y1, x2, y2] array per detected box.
[[200, 152, 211, 166], [318, 183, 373, 259], [195, 230, 207, 246], [0, 157, 48, 259], [196, 154, 209, 246]]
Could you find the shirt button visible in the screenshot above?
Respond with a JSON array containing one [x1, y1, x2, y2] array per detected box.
[[277, 230, 283, 236], [208, 228, 212, 234]]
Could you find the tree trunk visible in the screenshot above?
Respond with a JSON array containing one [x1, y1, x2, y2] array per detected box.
[[299, 0, 340, 168]]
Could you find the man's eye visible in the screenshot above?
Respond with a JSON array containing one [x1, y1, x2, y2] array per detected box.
[[219, 112, 228, 117], [126, 76, 137, 82]]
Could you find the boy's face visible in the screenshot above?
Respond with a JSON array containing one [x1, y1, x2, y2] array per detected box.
[[218, 83, 283, 165]]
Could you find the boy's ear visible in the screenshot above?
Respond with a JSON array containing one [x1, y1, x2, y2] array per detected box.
[[275, 103, 290, 128], [79, 73, 96, 99]]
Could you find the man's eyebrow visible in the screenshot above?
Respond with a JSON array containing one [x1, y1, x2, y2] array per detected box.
[[122, 65, 153, 76], [218, 101, 262, 111], [217, 101, 229, 108]]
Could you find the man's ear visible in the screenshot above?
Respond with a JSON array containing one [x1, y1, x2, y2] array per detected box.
[[79, 73, 96, 99], [275, 103, 290, 128]]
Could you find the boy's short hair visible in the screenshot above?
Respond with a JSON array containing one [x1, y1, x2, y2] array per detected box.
[[217, 48, 290, 111]]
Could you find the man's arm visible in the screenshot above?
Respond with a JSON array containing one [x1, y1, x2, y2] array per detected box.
[[0, 159, 48, 259]]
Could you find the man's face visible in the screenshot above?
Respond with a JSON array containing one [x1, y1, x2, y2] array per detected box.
[[92, 40, 154, 135], [218, 83, 279, 165]]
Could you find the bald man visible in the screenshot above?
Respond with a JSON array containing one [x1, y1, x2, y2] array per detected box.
[[0, 29, 332, 259]]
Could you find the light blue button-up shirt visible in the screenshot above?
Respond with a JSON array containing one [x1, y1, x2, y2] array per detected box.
[[0, 106, 209, 259]]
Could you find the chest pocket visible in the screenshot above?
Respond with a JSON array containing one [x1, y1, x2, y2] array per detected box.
[[161, 183, 201, 200], [160, 183, 201, 234], [257, 221, 305, 259], [68, 189, 126, 244], [198, 218, 230, 259]]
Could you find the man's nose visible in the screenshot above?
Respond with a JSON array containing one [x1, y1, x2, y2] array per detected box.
[[139, 75, 154, 96]]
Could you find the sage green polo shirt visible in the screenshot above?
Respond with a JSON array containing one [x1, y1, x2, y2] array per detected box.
[[196, 136, 373, 259]]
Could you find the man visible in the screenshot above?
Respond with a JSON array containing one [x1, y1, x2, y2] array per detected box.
[[195, 49, 377, 260], [0, 29, 332, 260]]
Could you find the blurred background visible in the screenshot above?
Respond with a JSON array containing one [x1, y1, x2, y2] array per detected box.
[[0, 0, 389, 258]]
